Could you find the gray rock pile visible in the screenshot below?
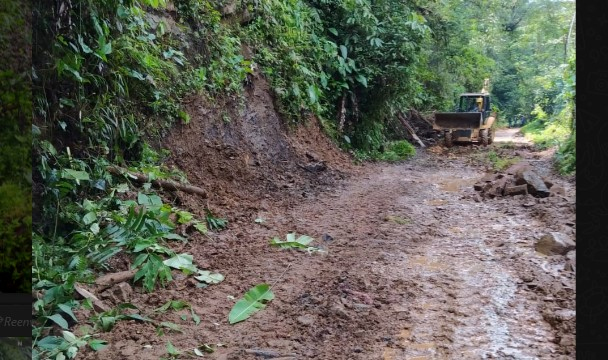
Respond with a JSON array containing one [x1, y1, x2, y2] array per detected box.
[[473, 163, 563, 199]]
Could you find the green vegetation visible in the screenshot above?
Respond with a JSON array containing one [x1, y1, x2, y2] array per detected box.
[[0, 338, 31, 360], [353, 140, 417, 163], [518, 58, 575, 174], [555, 135, 575, 175], [31, 1, 242, 356], [487, 150, 521, 171], [1, 0, 32, 293]]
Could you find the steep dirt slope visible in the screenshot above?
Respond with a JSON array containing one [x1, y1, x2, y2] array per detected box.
[[162, 75, 355, 224]]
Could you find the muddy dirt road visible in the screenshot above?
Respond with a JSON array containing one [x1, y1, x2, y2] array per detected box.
[[82, 134, 575, 360], [493, 128, 531, 144]]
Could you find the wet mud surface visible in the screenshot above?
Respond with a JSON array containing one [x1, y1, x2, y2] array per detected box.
[[79, 132, 575, 360]]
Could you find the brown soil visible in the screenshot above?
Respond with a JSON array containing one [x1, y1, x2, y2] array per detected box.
[[77, 78, 575, 359], [160, 76, 354, 224]]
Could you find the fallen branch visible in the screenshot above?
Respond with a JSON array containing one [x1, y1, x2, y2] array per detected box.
[[397, 112, 426, 148], [107, 166, 207, 198], [338, 95, 346, 133], [95, 269, 138, 291]]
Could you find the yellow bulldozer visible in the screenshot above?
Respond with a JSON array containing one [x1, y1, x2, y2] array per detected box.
[[433, 79, 497, 147]]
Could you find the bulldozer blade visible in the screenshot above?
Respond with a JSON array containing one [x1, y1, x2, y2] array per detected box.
[[433, 112, 482, 130]]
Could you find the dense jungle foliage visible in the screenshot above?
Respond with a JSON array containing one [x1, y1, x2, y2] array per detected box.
[[0, 0, 32, 294], [31, 0, 575, 357]]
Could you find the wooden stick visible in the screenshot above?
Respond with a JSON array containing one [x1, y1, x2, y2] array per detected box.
[[95, 269, 138, 290], [107, 166, 207, 198], [397, 112, 426, 148], [74, 284, 110, 312]]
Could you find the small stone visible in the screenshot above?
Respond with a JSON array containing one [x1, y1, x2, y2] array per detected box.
[[550, 185, 566, 196], [111, 282, 133, 303], [296, 315, 315, 326], [504, 184, 528, 196], [480, 173, 497, 182], [331, 303, 351, 319], [566, 250, 576, 262], [564, 250, 576, 271], [520, 273, 534, 282], [560, 336, 575, 347]]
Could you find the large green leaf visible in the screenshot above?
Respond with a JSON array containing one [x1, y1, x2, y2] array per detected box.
[[88, 339, 108, 351], [195, 270, 224, 284], [163, 253, 197, 273], [340, 45, 348, 59], [46, 314, 69, 329], [228, 283, 274, 324], [61, 169, 90, 184]]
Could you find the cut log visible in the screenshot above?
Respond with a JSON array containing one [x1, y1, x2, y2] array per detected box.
[[397, 112, 426, 148], [95, 269, 138, 290], [107, 166, 207, 198]]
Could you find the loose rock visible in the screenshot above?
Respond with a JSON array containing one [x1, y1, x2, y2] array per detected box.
[[517, 170, 550, 197], [535, 232, 576, 256], [550, 185, 566, 196], [297, 314, 315, 326], [504, 184, 528, 196], [564, 250, 576, 271], [112, 282, 133, 303]]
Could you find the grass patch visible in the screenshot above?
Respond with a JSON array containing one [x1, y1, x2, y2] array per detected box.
[[494, 141, 517, 150], [555, 134, 575, 175], [520, 102, 573, 151], [487, 150, 520, 171], [354, 140, 416, 163]]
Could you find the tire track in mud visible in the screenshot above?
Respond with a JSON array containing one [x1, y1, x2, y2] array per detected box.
[[265, 154, 561, 359], [365, 163, 558, 360]]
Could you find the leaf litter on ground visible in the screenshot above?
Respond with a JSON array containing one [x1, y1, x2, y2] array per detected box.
[[270, 233, 325, 253], [228, 283, 275, 324]]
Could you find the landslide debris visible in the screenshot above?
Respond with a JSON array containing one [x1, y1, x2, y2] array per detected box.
[[473, 162, 563, 199]]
